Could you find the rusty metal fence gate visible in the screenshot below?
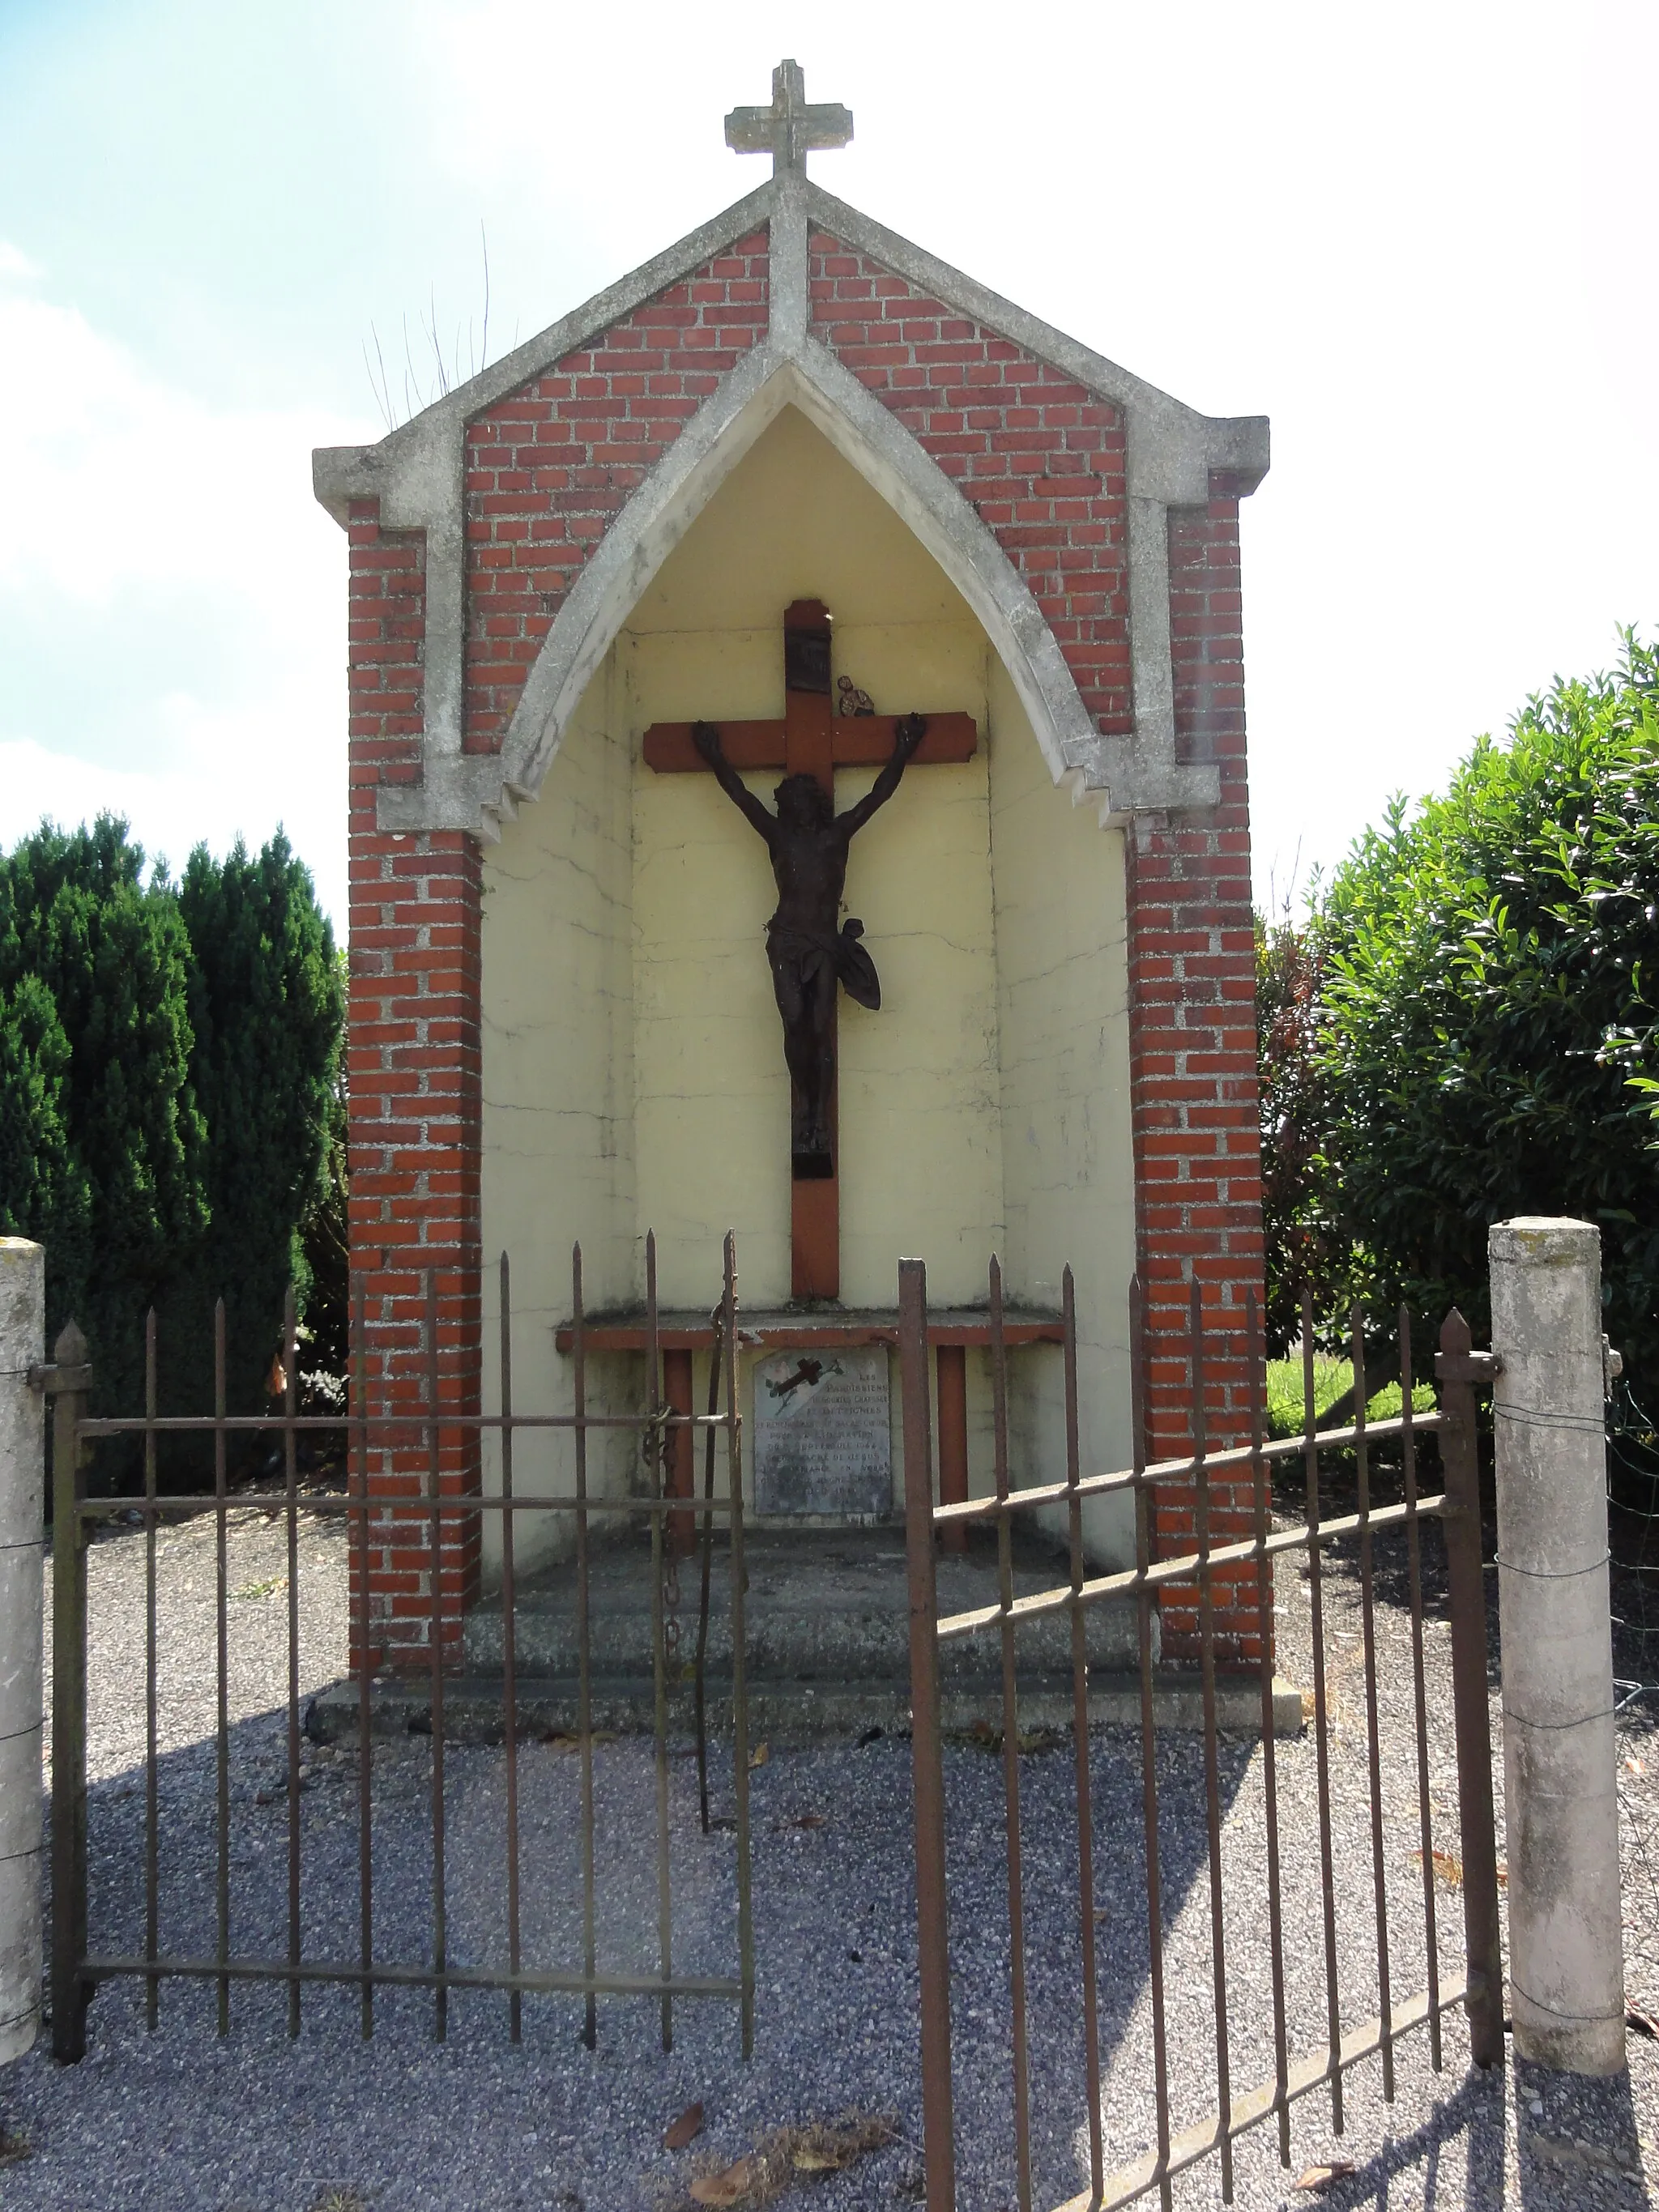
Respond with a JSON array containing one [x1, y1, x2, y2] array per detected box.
[[44, 1235, 754, 2062], [899, 1257, 1503, 2212]]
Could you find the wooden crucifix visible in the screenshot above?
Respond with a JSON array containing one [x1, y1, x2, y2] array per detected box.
[[644, 598, 977, 1298]]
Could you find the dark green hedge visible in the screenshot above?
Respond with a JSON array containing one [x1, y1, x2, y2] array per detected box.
[[0, 816, 344, 1440]]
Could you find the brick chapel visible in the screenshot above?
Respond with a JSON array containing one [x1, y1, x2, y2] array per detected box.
[[313, 63, 1270, 1665]]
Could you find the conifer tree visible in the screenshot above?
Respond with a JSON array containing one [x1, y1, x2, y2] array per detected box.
[[0, 816, 205, 1413], [0, 972, 92, 1303], [168, 833, 344, 1421], [0, 816, 344, 1457]]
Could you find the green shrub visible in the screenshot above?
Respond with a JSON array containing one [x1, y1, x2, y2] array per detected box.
[[1256, 912, 1343, 1354], [1308, 629, 1659, 1386], [1262, 1356, 1435, 1443]]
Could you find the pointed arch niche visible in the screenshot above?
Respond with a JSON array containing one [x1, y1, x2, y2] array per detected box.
[[479, 403, 1137, 1570]]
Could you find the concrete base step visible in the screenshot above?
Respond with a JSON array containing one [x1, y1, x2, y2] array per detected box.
[[462, 1524, 1144, 1679], [306, 1669, 1305, 1746]]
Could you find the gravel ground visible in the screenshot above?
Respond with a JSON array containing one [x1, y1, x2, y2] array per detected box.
[[2, 1483, 1657, 2210]]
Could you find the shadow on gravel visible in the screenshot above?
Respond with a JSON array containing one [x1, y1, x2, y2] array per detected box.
[[1305, 2056, 1654, 2212], [38, 1698, 1255, 2210], [936, 1725, 1254, 2206], [60, 1699, 758, 2026], [1512, 2056, 1652, 2212], [32, 1480, 1659, 2207], [1298, 2066, 1512, 2211]]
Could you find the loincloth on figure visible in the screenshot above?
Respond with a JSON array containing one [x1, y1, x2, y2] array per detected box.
[[765, 915, 881, 1012]]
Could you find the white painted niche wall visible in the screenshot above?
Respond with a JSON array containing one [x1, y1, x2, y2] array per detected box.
[[476, 405, 1138, 1578]]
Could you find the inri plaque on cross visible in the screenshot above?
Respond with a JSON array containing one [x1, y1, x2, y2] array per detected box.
[[644, 599, 978, 1298]]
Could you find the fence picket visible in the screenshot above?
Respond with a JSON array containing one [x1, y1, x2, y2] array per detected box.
[[905, 1272, 1503, 2210]]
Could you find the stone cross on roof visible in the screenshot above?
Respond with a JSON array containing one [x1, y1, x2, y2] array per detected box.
[[724, 58, 853, 177]]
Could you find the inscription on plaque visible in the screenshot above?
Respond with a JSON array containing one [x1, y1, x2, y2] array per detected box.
[[753, 1346, 891, 1519]]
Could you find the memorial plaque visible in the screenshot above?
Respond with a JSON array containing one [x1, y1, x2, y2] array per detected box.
[[753, 1346, 891, 1519]]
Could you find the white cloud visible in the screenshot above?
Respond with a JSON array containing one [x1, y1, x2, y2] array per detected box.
[[0, 282, 349, 603], [0, 726, 301, 874], [3, 0, 1656, 938], [405, 0, 1659, 914], [0, 258, 356, 920], [0, 695, 347, 925]]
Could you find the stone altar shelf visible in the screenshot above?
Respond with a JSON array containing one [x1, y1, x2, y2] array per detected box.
[[552, 1306, 1065, 1549]]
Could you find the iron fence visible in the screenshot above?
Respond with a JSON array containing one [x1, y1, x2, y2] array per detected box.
[[41, 1234, 1507, 2210], [43, 1233, 754, 2064], [900, 1259, 1502, 2212]]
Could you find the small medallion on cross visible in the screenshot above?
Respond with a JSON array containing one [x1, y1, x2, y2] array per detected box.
[[724, 58, 852, 177]]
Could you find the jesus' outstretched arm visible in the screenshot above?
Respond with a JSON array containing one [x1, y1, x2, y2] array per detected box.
[[834, 713, 928, 837], [692, 721, 777, 844]]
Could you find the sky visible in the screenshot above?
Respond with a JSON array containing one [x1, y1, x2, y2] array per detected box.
[[1, 0, 1654, 928]]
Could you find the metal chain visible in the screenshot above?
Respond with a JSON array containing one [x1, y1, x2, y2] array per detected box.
[[643, 1408, 683, 1662], [663, 1526, 682, 1664]]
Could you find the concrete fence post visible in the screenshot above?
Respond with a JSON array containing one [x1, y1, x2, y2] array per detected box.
[[1490, 1216, 1624, 2074], [0, 1238, 45, 2065]]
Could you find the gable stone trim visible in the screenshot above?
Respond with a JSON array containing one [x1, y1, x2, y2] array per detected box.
[[802, 185, 1269, 501], [478, 335, 796, 828], [385, 322, 1132, 837], [800, 186, 1268, 807], [315, 172, 1266, 837], [313, 181, 775, 777]]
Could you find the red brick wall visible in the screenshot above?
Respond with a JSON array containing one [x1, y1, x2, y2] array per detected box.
[[808, 232, 1133, 746], [343, 224, 1265, 1668], [809, 235, 1265, 1661], [346, 499, 484, 1664], [1129, 486, 1263, 1661], [346, 236, 768, 1662], [463, 233, 769, 749]]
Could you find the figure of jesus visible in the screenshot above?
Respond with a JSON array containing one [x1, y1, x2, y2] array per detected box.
[[692, 713, 928, 1172]]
